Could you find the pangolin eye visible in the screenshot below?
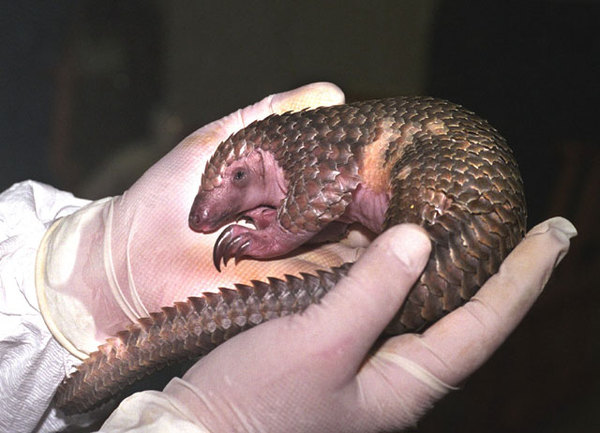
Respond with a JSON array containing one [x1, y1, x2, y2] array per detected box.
[[233, 170, 246, 181]]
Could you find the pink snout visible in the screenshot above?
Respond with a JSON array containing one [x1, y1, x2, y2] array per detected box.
[[188, 192, 239, 233], [188, 193, 218, 233]]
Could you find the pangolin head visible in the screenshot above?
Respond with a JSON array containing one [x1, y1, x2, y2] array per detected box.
[[201, 129, 258, 192]]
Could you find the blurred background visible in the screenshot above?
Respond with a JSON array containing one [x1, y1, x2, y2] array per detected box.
[[2, 0, 598, 431]]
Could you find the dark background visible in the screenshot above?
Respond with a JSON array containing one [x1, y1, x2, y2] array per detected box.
[[2, 1, 598, 431]]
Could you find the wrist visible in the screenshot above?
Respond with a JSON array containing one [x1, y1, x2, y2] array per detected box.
[[35, 198, 134, 357]]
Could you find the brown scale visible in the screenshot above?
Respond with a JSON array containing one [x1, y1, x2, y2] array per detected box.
[[54, 97, 526, 413]]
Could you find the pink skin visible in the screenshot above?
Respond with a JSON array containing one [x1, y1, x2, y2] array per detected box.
[[341, 184, 390, 234], [189, 150, 286, 233], [189, 150, 313, 265], [189, 149, 391, 268], [216, 217, 316, 260]]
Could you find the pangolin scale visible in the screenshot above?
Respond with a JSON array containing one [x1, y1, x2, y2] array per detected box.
[[54, 97, 526, 414]]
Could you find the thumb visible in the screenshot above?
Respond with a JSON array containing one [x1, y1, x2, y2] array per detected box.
[[304, 224, 431, 368]]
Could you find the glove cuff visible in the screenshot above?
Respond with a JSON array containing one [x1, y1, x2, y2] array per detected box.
[[35, 198, 134, 358], [36, 216, 90, 359]]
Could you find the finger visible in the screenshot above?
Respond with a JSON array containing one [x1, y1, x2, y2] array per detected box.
[[210, 82, 345, 141], [178, 82, 344, 160], [398, 217, 577, 386], [259, 82, 345, 118], [299, 224, 431, 368]]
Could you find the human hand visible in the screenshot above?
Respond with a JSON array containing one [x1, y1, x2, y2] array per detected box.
[[36, 83, 359, 357], [154, 217, 576, 432]]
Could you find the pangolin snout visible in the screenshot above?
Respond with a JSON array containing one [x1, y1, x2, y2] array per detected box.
[[189, 192, 239, 233], [188, 193, 216, 233], [188, 208, 209, 232]]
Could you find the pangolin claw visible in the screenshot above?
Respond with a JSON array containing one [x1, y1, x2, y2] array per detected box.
[[213, 227, 232, 271], [235, 240, 250, 265], [213, 226, 251, 271]]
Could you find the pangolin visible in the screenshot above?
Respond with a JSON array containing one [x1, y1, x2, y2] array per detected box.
[[54, 97, 526, 414]]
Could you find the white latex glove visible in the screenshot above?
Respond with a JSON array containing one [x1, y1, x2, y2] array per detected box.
[[99, 217, 574, 432], [35, 83, 358, 357]]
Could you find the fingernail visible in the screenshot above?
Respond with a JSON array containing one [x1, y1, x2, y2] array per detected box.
[[527, 217, 577, 239], [547, 217, 578, 239], [273, 83, 345, 114], [524, 217, 577, 268], [387, 224, 431, 271]]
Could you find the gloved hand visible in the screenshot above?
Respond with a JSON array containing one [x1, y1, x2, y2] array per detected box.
[[100, 217, 573, 432], [35, 83, 359, 357]]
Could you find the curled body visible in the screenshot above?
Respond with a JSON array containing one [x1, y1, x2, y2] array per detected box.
[[55, 97, 526, 413], [189, 97, 527, 332]]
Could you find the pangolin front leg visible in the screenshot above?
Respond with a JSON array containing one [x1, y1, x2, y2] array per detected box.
[[211, 218, 315, 270]]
